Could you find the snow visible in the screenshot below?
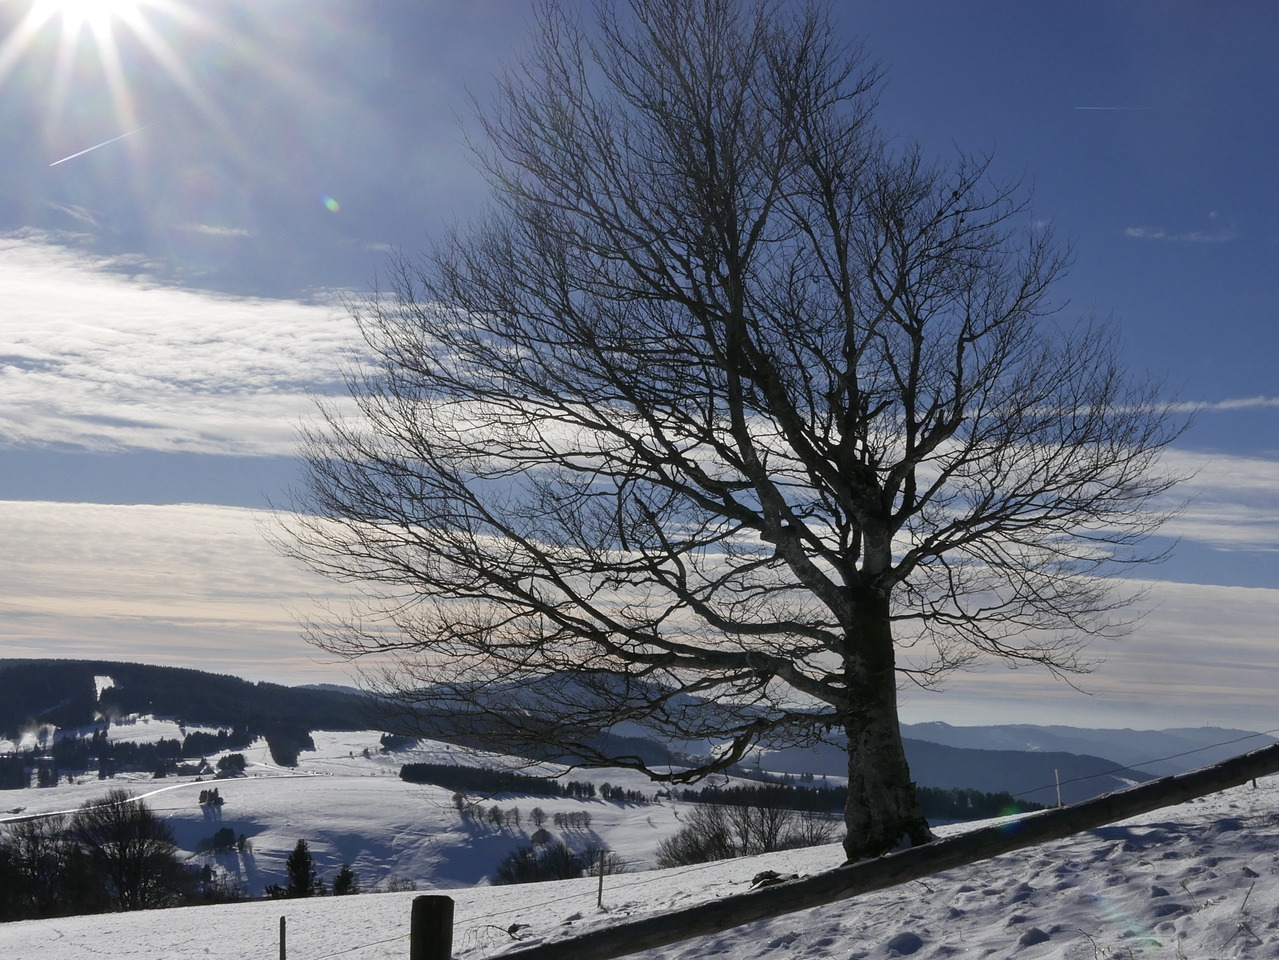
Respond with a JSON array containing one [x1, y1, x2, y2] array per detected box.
[[97, 715, 225, 744], [2, 730, 1278, 959], [0, 717, 229, 754]]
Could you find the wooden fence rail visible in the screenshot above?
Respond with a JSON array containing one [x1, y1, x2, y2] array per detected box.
[[486, 741, 1279, 960]]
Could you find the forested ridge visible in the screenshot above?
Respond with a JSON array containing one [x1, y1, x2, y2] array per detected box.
[[0, 659, 369, 739]]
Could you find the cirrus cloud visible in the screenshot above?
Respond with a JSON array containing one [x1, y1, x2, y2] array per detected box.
[[0, 233, 361, 456]]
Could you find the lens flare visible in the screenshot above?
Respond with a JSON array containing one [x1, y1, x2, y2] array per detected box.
[[0, 0, 224, 166], [33, 0, 145, 35]]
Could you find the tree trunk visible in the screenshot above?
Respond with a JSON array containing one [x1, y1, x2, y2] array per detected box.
[[841, 610, 934, 860]]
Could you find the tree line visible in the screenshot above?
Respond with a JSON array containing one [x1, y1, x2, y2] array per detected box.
[[680, 782, 1043, 822], [401, 762, 650, 801], [0, 727, 318, 789], [0, 660, 368, 741]]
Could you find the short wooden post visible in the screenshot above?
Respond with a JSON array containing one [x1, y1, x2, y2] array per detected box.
[[279, 916, 286, 960], [410, 894, 454, 960], [597, 849, 606, 908]]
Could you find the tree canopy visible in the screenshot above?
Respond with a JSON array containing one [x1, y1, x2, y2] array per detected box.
[[286, 0, 1182, 858]]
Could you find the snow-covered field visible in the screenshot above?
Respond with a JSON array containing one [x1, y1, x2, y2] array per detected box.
[[1, 731, 693, 891], [1, 715, 225, 753], [2, 731, 1278, 959]]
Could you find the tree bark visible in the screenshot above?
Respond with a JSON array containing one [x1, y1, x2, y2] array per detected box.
[[841, 607, 934, 859]]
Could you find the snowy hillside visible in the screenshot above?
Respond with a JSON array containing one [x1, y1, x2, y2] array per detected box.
[[1, 730, 691, 894], [1, 771, 1276, 959], [2, 728, 1278, 959]]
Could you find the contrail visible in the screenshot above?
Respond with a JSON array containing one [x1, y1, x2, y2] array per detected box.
[[49, 121, 161, 167]]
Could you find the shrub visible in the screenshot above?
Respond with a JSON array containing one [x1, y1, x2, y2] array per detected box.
[[655, 805, 737, 867], [494, 840, 586, 884], [195, 827, 238, 854], [655, 802, 839, 868]]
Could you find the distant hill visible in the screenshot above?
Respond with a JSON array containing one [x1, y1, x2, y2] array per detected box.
[[6, 659, 1267, 807], [0, 659, 371, 740], [900, 721, 1277, 778], [903, 739, 1151, 806], [756, 738, 1154, 806]]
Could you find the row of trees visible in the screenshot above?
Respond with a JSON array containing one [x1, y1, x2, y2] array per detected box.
[[0, 730, 245, 788], [679, 781, 1042, 822], [405, 762, 628, 801], [2, 735, 288, 793]]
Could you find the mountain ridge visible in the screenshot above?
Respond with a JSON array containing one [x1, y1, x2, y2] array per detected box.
[[2, 658, 1268, 805]]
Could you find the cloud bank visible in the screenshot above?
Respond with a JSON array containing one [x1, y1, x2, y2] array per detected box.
[[0, 234, 359, 456], [1, 498, 1274, 730], [2, 500, 350, 685], [1124, 226, 1236, 244], [2, 237, 1276, 727]]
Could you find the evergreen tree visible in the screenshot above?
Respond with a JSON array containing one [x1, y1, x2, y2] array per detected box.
[[283, 839, 318, 898], [331, 863, 360, 896]]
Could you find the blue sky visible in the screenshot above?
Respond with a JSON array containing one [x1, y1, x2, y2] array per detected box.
[[1, 0, 1276, 731]]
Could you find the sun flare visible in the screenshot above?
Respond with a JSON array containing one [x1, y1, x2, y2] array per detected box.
[[0, 0, 224, 169], [32, 0, 145, 35]]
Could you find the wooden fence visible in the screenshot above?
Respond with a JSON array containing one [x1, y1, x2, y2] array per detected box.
[[451, 741, 1279, 960]]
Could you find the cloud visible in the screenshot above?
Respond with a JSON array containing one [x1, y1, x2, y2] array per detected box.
[[901, 577, 1279, 730], [4, 499, 1275, 728], [1124, 226, 1236, 243], [0, 234, 361, 456], [177, 224, 258, 238], [1151, 448, 1279, 553], [45, 202, 101, 228], [0, 500, 353, 685], [1164, 396, 1279, 414]]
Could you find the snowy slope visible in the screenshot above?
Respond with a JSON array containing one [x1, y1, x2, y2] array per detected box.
[[1, 731, 692, 893], [2, 728, 1277, 959], [1, 774, 1276, 959]]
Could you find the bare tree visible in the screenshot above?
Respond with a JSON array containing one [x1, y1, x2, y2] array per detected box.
[[2, 813, 101, 917], [72, 789, 188, 911], [286, 0, 1182, 859]]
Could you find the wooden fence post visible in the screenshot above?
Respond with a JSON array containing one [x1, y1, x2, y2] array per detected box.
[[597, 849, 606, 908], [278, 916, 286, 960], [411, 894, 454, 960]]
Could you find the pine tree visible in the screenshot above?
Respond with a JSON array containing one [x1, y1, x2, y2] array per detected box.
[[284, 839, 317, 898], [331, 863, 360, 896]]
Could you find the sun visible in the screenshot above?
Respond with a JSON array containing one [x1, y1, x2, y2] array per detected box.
[[30, 0, 146, 35], [0, 0, 219, 167]]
